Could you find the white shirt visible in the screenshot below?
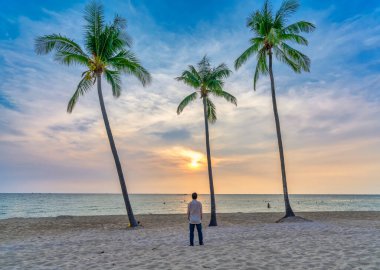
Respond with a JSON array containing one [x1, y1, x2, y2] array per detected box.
[[188, 200, 202, 224]]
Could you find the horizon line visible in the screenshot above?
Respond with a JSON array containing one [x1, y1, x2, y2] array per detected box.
[[1, 192, 379, 195]]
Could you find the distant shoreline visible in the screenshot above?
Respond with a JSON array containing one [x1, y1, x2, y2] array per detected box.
[[1, 193, 380, 195], [2, 210, 380, 221]]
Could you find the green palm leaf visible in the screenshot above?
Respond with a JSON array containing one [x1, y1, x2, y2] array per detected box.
[[188, 65, 202, 82], [108, 49, 151, 86], [253, 49, 268, 90], [104, 69, 121, 97], [281, 43, 310, 72], [84, 1, 105, 55], [206, 98, 217, 123], [211, 63, 232, 80], [273, 47, 300, 72], [281, 33, 308, 45], [206, 79, 224, 92], [177, 92, 198, 115], [54, 51, 89, 66], [67, 76, 94, 113], [176, 69, 201, 88], [111, 15, 132, 47], [234, 38, 263, 70], [210, 90, 237, 106], [35, 34, 87, 56], [284, 21, 316, 34], [275, 0, 299, 26], [98, 23, 131, 60], [198, 56, 212, 77]]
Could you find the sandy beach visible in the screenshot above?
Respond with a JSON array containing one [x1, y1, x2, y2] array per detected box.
[[0, 212, 379, 269]]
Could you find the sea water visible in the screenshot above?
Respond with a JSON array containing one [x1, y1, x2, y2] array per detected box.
[[0, 193, 379, 219]]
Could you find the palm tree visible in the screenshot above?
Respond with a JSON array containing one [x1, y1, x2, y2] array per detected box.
[[234, 0, 315, 219], [35, 1, 151, 227], [176, 56, 237, 226]]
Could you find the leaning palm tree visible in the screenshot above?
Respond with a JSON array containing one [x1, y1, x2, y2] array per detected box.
[[35, 1, 151, 227], [176, 56, 237, 226], [235, 0, 315, 219]]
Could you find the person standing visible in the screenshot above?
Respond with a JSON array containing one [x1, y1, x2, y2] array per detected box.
[[187, 192, 204, 246]]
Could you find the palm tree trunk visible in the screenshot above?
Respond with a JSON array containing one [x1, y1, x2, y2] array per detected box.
[[96, 73, 138, 227], [268, 52, 295, 218], [202, 97, 217, 226]]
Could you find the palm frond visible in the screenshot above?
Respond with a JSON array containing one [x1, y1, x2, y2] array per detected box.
[[67, 76, 94, 113], [284, 21, 316, 34], [246, 11, 263, 35], [234, 38, 263, 70], [210, 90, 237, 106], [262, 0, 272, 16], [261, 0, 274, 35], [206, 79, 224, 92], [98, 19, 131, 60], [273, 47, 300, 73], [84, 1, 105, 55], [35, 34, 86, 56], [253, 49, 268, 90], [275, 0, 299, 26], [177, 92, 198, 115], [198, 56, 212, 78], [281, 33, 308, 45], [176, 68, 201, 89], [98, 25, 119, 60], [54, 51, 89, 66], [108, 49, 151, 86], [188, 65, 201, 82], [280, 43, 310, 72], [112, 15, 132, 47], [113, 15, 127, 30], [211, 63, 232, 80], [104, 69, 122, 97], [253, 64, 260, 91], [206, 98, 217, 123]]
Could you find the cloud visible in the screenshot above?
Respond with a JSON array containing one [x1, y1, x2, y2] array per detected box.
[[0, 92, 17, 110], [152, 128, 192, 142]]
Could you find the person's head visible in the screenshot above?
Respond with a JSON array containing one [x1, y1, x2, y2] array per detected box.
[[191, 192, 198, 200]]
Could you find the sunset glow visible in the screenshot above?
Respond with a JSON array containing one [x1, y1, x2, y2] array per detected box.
[[189, 153, 203, 169]]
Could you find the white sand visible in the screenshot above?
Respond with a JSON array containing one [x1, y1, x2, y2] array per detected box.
[[0, 212, 379, 269]]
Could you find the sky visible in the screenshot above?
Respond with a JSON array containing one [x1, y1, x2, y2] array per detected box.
[[0, 0, 380, 194]]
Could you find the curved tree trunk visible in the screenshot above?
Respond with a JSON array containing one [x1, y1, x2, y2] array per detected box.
[[96, 74, 138, 227], [268, 52, 295, 218], [202, 97, 217, 226]]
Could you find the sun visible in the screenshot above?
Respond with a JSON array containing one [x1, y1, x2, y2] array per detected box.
[[187, 152, 203, 169], [160, 147, 204, 170], [190, 158, 200, 168]]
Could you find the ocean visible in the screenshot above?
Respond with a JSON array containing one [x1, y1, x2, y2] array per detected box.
[[0, 193, 379, 219]]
